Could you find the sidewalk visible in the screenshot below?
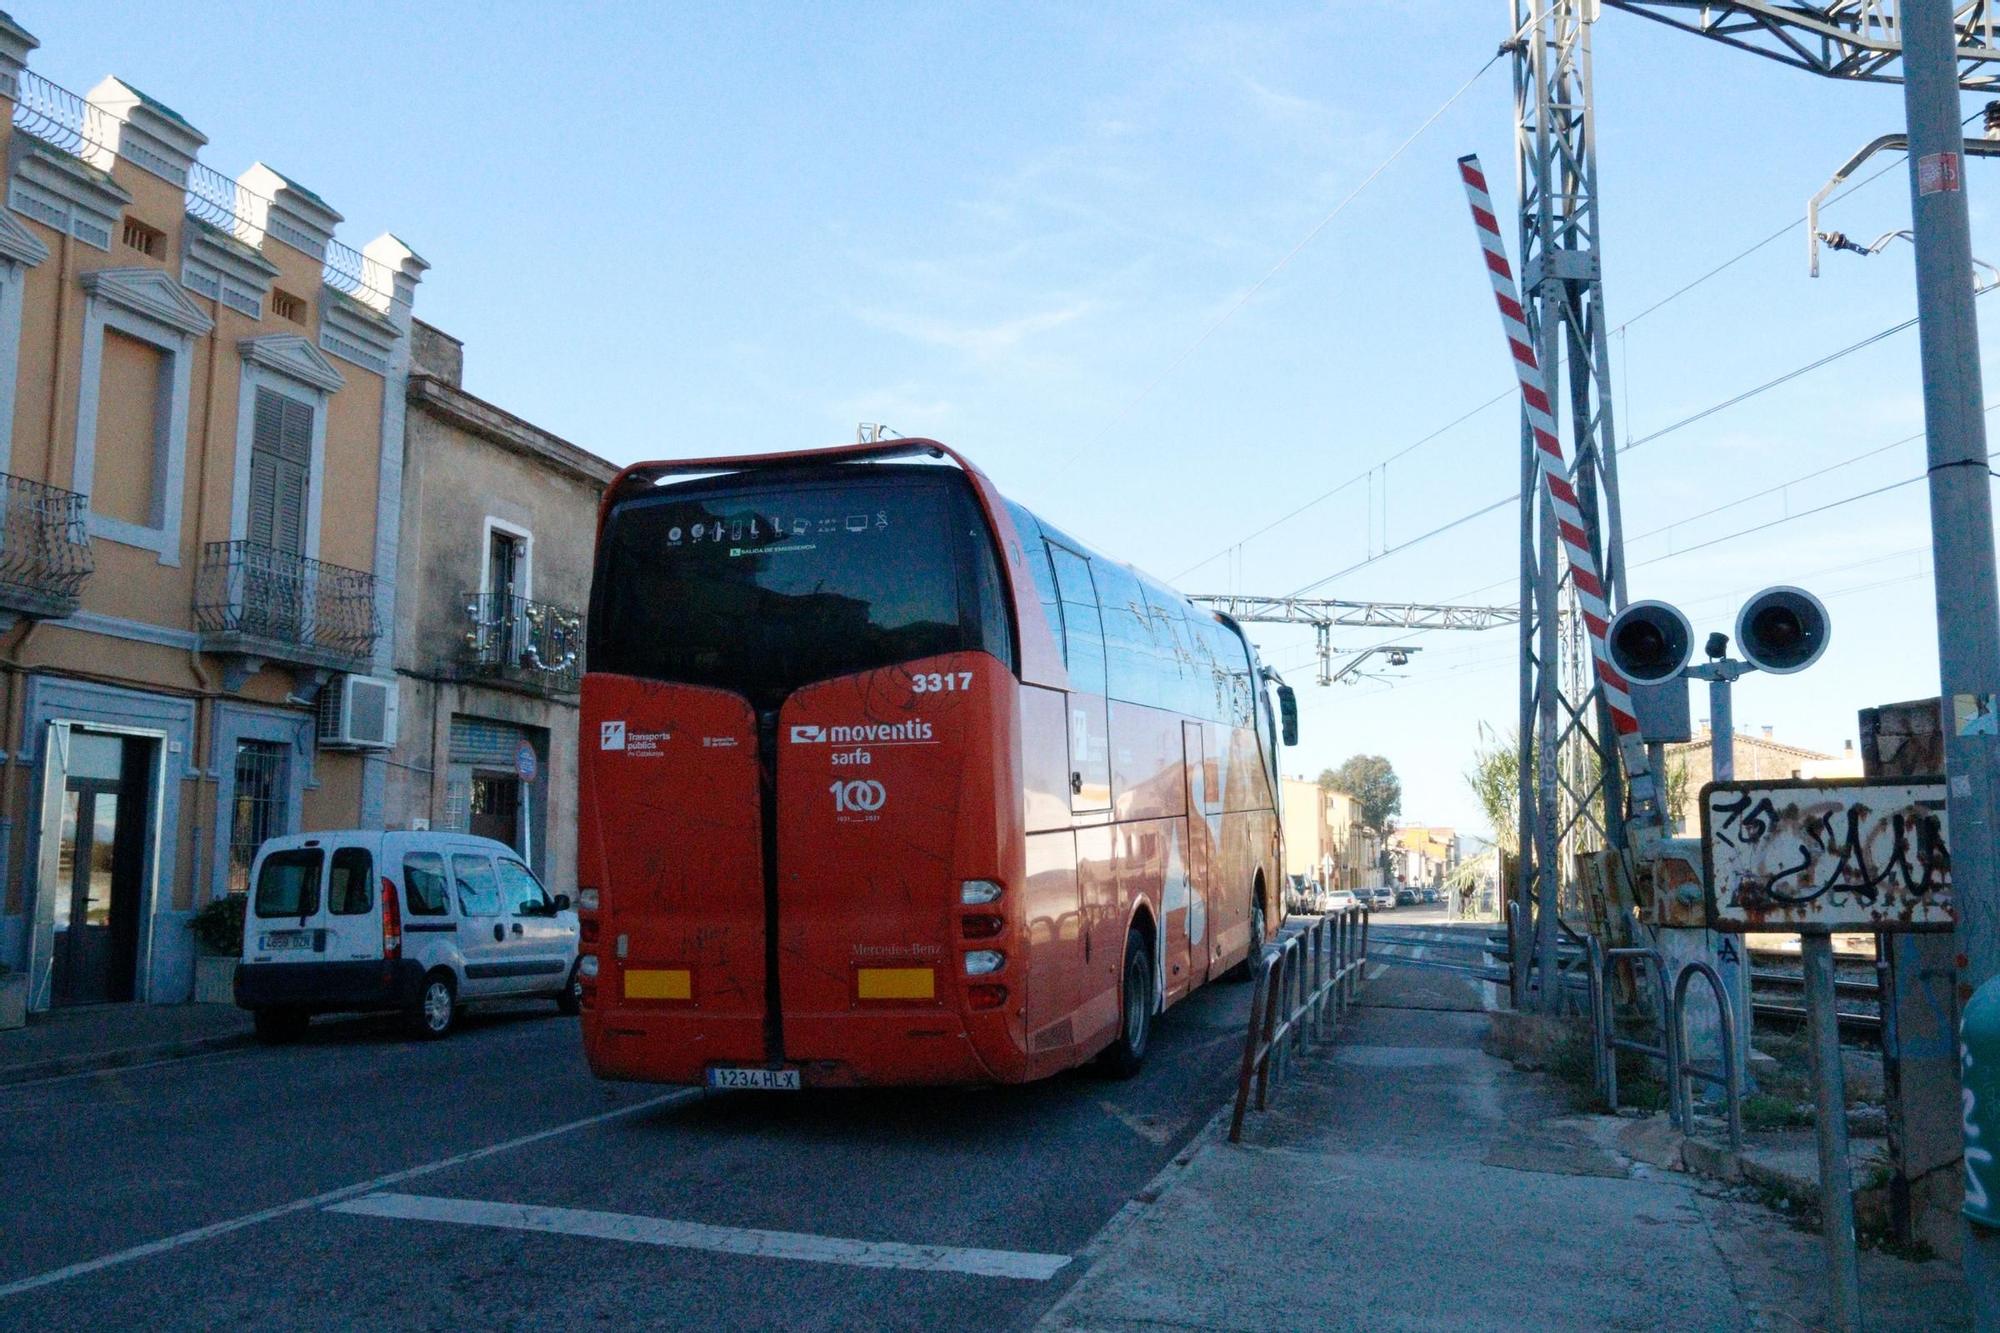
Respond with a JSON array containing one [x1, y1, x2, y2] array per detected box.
[[1038, 957, 1968, 1332], [0, 1002, 252, 1085]]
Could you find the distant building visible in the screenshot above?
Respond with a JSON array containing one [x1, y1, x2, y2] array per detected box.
[[382, 323, 616, 893], [1389, 825, 1460, 889], [1663, 725, 1862, 832], [1279, 777, 1383, 891], [0, 19, 426, 1010]]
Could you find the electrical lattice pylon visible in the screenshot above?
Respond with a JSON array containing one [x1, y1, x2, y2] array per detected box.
[[1460, 152, 1661, 1012], [1495, 0, 1654, 1009]]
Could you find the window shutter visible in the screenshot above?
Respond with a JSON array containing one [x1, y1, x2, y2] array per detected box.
[[274, 455, 308, 555], [253, 387, 283, 455], [247, 387, 312, 555], [278, 395, 312, 463], [247, 450, 278, 548]]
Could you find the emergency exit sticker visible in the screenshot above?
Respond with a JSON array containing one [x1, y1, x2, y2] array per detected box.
[[1919, 151, 1962, 196]]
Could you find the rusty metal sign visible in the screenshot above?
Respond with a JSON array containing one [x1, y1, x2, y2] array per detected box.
[[1700, 778, 1953, 933]]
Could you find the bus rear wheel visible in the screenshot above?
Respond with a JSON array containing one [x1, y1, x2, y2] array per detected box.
[[1099, 928, 1154, 1079]]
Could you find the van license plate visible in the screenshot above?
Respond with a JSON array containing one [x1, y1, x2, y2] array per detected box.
[[260, 932, 312, 951], [705, 1066, 800, 1091]]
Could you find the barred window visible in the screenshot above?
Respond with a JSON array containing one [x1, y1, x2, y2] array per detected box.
[[228, 740, 288, 894]]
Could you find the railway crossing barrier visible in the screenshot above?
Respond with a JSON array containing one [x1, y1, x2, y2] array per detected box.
[[1229, 907, 1368, 1143]]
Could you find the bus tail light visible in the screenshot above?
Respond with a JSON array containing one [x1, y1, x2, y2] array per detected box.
[[579, 955, 599, 986], [960, 880, 1003, 905], [967, 983, 1008, 1010], [578, 887, 600, 912], [964, 950, 1004, 976], [961, 914, 1003, 940], [380, 879, 402, 960], [581, 919, 600, 944]]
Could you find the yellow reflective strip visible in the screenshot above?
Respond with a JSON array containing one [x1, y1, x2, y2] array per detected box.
[[856, 967, 935, 1000], [624, 969, 691, 1000]]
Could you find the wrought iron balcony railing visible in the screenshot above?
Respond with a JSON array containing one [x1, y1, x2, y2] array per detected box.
[[195, 541, 378, 670], [460, 591, 583, 694], [12, 69, 111, 159], [0, 473, 92, 619], [17, 69, 393, 304]]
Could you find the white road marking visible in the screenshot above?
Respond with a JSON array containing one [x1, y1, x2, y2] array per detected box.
[[327, 1192, 1073, 1282], [1096, 1098, 1177, 1145], [0, 1089, 699, 1301]]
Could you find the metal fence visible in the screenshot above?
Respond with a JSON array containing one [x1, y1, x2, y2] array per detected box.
[[1230, 907, 1370, 1142], [0, 473, 92, 618], [460, 591, 584, 693], [194, 541, 377, 663]]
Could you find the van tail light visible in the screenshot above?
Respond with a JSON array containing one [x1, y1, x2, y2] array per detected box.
[[381, 878, 402, 960], [967, 983, 1008, 1010]]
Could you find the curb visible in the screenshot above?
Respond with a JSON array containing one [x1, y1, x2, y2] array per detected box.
[[0, 1029, 253, 1087]]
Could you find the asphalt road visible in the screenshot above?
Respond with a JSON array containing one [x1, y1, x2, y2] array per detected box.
[[0, 978, 1259, 1330]]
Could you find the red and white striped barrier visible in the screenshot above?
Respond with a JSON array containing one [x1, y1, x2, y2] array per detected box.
[[1457, 153, 1654, 796]]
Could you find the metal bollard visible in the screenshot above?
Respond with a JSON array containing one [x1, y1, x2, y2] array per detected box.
[[1671, 960, 1744, 1154]]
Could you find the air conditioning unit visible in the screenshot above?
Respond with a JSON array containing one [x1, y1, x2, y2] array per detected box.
[[317, 673, 399, 750]]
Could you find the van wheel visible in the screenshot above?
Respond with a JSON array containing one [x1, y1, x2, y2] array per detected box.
[[253, 1008, 308, 1043], [556, 962, 583, 1016], [1225, 894, 1267, 983], [409, 971, 457, 1040], [1098, 929, 1155, 1079]]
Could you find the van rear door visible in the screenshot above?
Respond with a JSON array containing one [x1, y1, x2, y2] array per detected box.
[[246, 846, 326, 964], [320, 843, 382, 961]]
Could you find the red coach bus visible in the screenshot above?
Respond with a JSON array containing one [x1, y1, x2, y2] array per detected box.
[[576, 439, 1296, 1089]]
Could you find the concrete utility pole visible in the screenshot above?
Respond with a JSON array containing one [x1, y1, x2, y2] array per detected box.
[[1901, 1, 2000, 1318]]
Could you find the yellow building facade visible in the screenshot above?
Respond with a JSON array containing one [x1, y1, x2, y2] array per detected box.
[[0, 18, 425, 1009], [1279, 777, 1381, 891]]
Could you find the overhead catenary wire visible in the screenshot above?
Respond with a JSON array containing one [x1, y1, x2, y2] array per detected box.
[[1272, 295, 1969, 601], [1179, 137, 1914, 585], [1051, 50, 1507, 484]]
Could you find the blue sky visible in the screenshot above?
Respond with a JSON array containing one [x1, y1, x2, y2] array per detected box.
[[35, 3, 1996, 836]]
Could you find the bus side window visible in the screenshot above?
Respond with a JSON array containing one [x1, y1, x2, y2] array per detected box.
[[1048, 545, 1106, 696], [1142, 581, 1200, 717], [1094, 561, 1158, 705], [1048, 543, 1111, 810], [1006, 504, 1065, 654]]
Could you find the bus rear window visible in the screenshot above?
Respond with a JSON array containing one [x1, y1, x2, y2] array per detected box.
[[590, 467, 1011, 705], [254, 849, 322, 918]]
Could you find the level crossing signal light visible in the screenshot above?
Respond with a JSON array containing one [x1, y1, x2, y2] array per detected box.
[[1606, 600, 1695, 683], [1735, 585, 1831, 675]]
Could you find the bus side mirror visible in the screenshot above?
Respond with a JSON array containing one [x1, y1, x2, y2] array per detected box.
[[1276, 684, 1298, 746]]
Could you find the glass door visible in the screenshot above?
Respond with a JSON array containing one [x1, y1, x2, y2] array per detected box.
[[48, 730, 153, 1006]]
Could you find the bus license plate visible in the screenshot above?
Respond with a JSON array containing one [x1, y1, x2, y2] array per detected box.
[[705, 1066, 800, 1091]]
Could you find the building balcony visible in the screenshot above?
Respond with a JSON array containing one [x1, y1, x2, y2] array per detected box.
[[195, 541, 378, 680], [0, 472, 92, 623], [458, 591, 583, 696]]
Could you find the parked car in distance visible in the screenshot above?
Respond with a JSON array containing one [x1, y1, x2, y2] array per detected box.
[[1421, 888, 1441, 905], [236, 830, 580, 1042], [1366, 886, 1396, 910], [1323, 890, 1362, 914], [1396, 887, 1420, 907]]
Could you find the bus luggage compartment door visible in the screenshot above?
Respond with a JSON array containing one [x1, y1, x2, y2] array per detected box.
[[578, 677, 766, 1081], [774, 655, 1012, 1084]]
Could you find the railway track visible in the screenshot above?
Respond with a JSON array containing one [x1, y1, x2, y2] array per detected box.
[[1749, 948, 1883, 1040]]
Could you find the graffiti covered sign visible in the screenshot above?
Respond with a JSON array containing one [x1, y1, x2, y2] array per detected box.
[[1700, 778, 1953, 933]]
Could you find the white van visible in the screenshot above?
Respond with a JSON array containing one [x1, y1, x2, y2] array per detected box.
[[235, 830, 580, 1042]]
